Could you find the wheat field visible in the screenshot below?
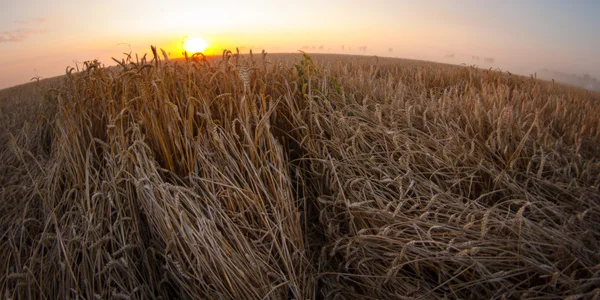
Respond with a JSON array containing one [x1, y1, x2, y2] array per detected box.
[[1, 48, 599, 299]]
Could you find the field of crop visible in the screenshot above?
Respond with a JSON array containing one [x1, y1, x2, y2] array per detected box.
[[1, 49, 599, 299]]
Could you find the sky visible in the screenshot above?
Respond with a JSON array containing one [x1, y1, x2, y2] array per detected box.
[[1, 0, 599, 89]]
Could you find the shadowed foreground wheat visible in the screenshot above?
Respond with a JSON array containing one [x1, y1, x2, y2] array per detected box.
[[1, 48, 599, 299]]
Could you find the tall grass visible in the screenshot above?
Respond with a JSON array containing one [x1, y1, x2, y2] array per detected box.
[[1, 48, 599, 299]]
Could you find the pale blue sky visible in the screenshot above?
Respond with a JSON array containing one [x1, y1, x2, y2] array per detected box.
[[1, 0, 599, 88]]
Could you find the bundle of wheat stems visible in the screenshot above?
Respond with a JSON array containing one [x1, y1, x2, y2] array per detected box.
[[1, 48, 599, 299]]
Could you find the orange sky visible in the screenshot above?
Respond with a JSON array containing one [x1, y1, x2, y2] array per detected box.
[[1, 0, 599, 89]]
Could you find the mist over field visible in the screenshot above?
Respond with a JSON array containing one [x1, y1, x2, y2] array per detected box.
[[2, 43, 598, 92]]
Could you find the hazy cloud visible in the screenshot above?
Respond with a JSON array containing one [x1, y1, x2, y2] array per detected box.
[[444, 54, 455, 58], [0, 29, 31, 43], [1, 18, 48, 43], [484, 57, 495, 63], [14, 17, 49, 25], [388, 48, 393, 53]]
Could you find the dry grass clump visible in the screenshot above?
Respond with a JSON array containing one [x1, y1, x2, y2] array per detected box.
[[1, 50, 313, 299], [1, 49, 599, 299], [289, 55, 600, 299]]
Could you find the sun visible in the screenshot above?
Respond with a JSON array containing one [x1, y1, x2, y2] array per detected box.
[[184, 37, 209, 54]]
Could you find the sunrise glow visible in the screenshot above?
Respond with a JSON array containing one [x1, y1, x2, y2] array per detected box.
[[183, 37, 208, 54], [0, 1, 599, 90]]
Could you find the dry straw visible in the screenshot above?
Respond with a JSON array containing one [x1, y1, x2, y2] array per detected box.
[[0, 48, 599, 299]]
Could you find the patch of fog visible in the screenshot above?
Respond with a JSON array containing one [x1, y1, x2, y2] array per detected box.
[[538, 69, 600, 92]]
